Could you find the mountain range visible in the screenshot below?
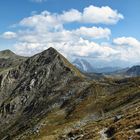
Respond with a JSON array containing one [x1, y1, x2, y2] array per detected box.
[[0, 48, 140, 140], [73, 58, 123, 73], [0, 49, 26, 72]]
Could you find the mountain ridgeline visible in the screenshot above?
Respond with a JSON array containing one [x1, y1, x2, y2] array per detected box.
[[0, 48, 140, 140], [0, 49, 27, 72], [126, 65, 140, 76], [73, 58, 123, 74]]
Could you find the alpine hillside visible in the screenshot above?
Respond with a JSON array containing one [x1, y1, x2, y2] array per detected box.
[[0, 48, 140, 140]]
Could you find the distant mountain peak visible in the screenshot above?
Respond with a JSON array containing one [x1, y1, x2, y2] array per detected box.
[[0, 49, 16, 57], [73, 58, 94, 72], [0, 49, 27, 70], [0, 49, 13, 53], [126, 65, 140, 76]]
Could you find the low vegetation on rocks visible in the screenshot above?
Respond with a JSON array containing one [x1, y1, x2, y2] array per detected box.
[[0, 48, 140, 140]]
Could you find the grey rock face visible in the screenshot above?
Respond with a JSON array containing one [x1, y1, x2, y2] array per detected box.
[[0, 47, 89, 139]]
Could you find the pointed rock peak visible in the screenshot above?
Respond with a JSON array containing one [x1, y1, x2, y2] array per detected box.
[[33, 47, 60, 61], [25, 47, 84, 78], [47, 47, 58, 52], [41, 47, 58, 55], [32, 47, 60, 62]]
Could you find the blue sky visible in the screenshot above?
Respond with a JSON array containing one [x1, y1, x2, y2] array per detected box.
[[0, 0, 139, 38], [0, 0, 140, 67]]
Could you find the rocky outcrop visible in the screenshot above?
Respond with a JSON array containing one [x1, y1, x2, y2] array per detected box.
[[0, 48, 140, 140], [0, 49, 27, 72], [0, 47, 90, 139]]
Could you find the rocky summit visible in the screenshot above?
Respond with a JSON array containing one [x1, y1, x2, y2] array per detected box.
[[0, 49, 27, 72], [0, 48, 140, 140]]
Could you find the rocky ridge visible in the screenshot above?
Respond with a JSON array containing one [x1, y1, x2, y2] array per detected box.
[[0, 48, 140, 140]]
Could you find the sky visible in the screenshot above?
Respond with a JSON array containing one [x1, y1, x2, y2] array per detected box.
[[0, 0, 140, 67]]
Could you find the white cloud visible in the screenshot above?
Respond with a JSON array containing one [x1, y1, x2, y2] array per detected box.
[[59, 5, 123, 24], [1, 31, 17, 39], [113, 37, 140, 61], [113, 37, 140, 47], [17, 8, 113, 44], [14, 26, 111, 57], [82, 5, 124, 24], [30, 0, 47, 3], [20, 11, 63, 32], [59, 9, 82, 23], [14, 42, 45, 56], [13, 6, 140, 65], [14, 34, 140, 66], [20, 5, 123, 28], [14, 37, 117, 59], [74, 27, 111, 39], [5, 5, 140, 67], [14, 5, 122, 59], [14, 27, 140, 66]]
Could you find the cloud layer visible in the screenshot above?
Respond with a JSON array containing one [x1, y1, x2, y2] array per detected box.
[[20, 5, 123, 26], [1, 5, 140, 67]]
